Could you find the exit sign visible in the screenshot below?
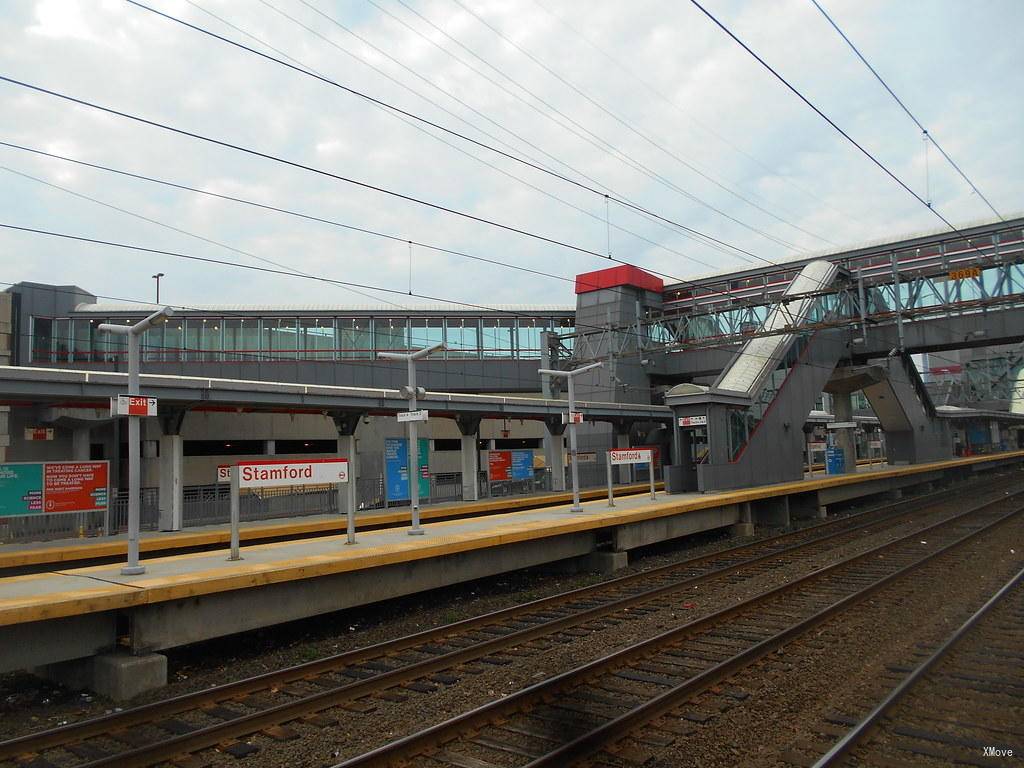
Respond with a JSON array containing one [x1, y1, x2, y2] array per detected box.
[[110, 395, 158, 417]]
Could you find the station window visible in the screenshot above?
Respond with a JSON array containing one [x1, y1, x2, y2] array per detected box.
[[263, 318, 298, 360], [53, 318, 71, 362], [73, 318, 94, 362], [223, 318, 260, 362], [408, 317, 444, 351], [30, 316, 52, 363], [338, 317, 371, 359], [516, 318, 543, 359], [446, 317, 479, 358], [275, 439, 337, 454], [163, 319, 185, 362], [300, 318, 335, 360], [433, 439, 462, 452], [481, 318, 514, 358], [374, 317, 407, 352], [142, 324, 164, 362]]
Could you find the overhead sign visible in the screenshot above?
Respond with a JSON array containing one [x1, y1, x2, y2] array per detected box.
[[827, 421, 857, 429], [397, 409, 429, 423], [0, 461, 109, 517], [609, 449, 652, 466], [217, 465, 231, 483], [384, 437, 430, 502], [110, 395, 158, 417], [23, 428, 54, 441], [562, 411, 584, 425], [235, 458, 348, 489], [678, 415, 708, 427], [949, 266, 981, 281]]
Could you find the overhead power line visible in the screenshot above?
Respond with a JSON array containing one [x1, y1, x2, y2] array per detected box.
[[686, 0, 997, 261], [809, 0, 1003, 222], [124, 0, 778, 267]]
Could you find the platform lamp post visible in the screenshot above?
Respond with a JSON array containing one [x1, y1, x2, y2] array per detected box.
[[538, 362, 603, 512], [99, 307, 174, 575], [378, 342, 445, 535]]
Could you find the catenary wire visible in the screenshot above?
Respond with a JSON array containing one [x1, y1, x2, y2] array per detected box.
[[809, 0, 1004, 222]]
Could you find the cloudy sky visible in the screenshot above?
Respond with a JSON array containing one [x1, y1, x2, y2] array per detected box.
[[1, 0, 1020, 311]]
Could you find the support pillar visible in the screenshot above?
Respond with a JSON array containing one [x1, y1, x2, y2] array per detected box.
[[732, 501, 754, 537], [754, 496, 790, 527], [544, 416, 567, 492], [72, 427, 91, 461], [158, 410, 187, 532], [455, 415, 481, 502], [332, 413, 362, 520], [613, 422, 632, 485], [833, 391, 857, 474]]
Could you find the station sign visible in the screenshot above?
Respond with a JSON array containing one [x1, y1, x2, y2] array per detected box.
[[566, 451, 598, 466], [609, 449, 652, 466], [217, 464, 231, 483], [235, 458, 348, 489], [562, 411, 584, 425], [110, 395, 158, 417], [826, 421, 857, 429], [677, 415, 707, 427], [23, 427, 54, 441], [0, 461, 109, 517], [397, 409, 429, 423]]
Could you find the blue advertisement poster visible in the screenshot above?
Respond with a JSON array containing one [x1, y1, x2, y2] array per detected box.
[[510, 450, 533, 480], [384, 438, 430, 501]]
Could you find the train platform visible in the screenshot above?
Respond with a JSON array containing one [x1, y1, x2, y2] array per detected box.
[[0, 482, 661, 572], [2, 450, 1022, 699]]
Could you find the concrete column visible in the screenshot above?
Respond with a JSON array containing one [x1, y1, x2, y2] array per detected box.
[[72, 427, 91, 460], [732, 501, 754, 537], [455, 415, 482, 502], [545, 417, 567, 492], [833, 391, 857, 474], [158, 434, 183, 531], [615, 429, 631, 485]]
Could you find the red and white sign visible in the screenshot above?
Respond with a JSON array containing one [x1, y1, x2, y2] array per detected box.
[[217, 465, 231, 483], [397, 409, 429, 423], [609, 449, 653, 466], [677, 415, 707, 428], [562, 411, 584, 425], [110, 395, 158, 417], [24, 428, 54, 441], [235, 458, 348, 489]]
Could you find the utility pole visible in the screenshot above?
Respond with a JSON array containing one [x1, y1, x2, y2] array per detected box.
[[99, 307, 173, 574], [378, 342, 445, 534], [538, 361, 603, 512]]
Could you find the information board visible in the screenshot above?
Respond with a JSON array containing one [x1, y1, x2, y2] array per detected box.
[[384, 437, 429, 501], [0, 461, 109, 517], [488, 450, 533, 481]]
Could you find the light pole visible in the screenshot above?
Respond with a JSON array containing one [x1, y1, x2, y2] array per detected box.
[[538, 361, 603, 512], [99, 307, 174, 574], [152, 273, 164, 304], [378, 342, 445, 535]]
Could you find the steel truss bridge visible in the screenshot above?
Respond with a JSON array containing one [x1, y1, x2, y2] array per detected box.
[[563, 217, 1024, 403]]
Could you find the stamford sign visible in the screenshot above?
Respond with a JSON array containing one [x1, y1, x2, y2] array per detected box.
[[235, 458, 349, 489], [609, 449, 653, 466]]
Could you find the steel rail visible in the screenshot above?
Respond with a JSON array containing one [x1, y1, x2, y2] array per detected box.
[[811, 564, 1024, 767], [0, 478, 1010, 767], [335, 495, 1023, 767]]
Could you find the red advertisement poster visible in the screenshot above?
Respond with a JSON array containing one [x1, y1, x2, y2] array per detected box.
[[488, 450, 512, 481], [43, 462, 109, 513]]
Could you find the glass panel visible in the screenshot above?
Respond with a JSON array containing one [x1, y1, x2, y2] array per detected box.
[[142, 325, 163, 363], [183, 318, 200, 362], [516, 318, 542, 359], [53, 318, 71, 362], [408, 318, 444, 351], [374, 317, 407, 352], [72, 319, 93, 362], [446, 317, 479, 358], [338, 318, 371, 359], [481, 317, 514, 358], [263, 318, 298, 360], [554, 317, 574, 352], [164, 318, 184, 362], [31, 317, 52, 363], [300, 318, 335, 360]]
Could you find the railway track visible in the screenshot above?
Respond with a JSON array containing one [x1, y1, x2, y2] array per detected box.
[[0, 475, 1017, 768], [332, 486, 1024, 768], [810, 566, 1024, 767]]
